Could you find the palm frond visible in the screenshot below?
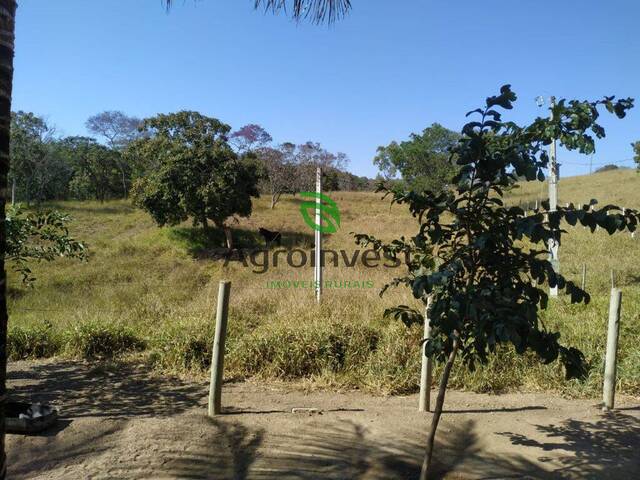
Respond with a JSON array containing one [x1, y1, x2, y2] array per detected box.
[[163, 1, 351, 24], [255, 0, 351, 24]]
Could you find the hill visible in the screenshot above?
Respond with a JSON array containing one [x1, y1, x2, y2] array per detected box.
[[7, 169, 640, 396]]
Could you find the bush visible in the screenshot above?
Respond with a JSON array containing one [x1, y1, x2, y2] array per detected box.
[[227, 322, 379, 379], [8, 322, 62, 360], [148, 320, 215, 372], [361, 323, 422, 394], [66, 321, 146, 359]]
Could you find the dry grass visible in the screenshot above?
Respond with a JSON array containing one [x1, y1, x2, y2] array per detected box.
[[7, 169, 640, 397]]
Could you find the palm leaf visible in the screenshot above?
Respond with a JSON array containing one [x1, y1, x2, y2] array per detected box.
[[164, 1, 351, 23], [255, 0, 351, 23]]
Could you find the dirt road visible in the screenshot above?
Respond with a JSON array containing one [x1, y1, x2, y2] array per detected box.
[[7, 359, 640, 479]]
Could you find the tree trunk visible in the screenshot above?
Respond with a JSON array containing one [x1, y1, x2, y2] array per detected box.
[[270, 193, 276, 209], [119, 164, 127, 199], [0, 3, 16, 479], [420, 336, 460, 480], [223, 225, 233, 250]]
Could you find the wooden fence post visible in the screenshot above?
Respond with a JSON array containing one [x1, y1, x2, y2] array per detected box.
[[603, 288, 622, 411], [419, 296, 433, 412], [209, 280, 231, 416]]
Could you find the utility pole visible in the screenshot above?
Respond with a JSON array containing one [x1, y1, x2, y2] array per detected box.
[[548, 96, 559, 297]]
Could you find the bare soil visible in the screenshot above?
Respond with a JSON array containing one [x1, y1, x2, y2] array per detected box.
[[7, 359, 640, 479]]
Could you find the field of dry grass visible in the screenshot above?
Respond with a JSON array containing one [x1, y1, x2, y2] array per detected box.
[[7, 169, 640, 397]]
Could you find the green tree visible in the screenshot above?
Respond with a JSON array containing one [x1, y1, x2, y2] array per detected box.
[[57, 136, 123, 201], [374, 123, 460, 192], [356, 85, 636, 479], [128, 111, 259, 250], [633, 140, 640, 170], [6, 205, 86, 285], [9, 111, 72, 204]]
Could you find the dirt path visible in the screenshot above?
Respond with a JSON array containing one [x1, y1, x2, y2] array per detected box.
[[7, 359, 640, 479]]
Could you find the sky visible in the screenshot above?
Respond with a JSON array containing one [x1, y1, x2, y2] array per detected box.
[[12, 0, 640, 178]]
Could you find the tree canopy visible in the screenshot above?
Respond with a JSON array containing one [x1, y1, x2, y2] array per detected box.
[[128, 111, 260, 249], [374, 123, 460, 192], [85, 111, 142, 151], [230, 124, 273, 153], [9, 111, 69, 204]]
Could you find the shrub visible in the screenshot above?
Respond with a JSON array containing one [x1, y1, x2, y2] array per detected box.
[[227, 322, 379, 379], [148, 320, 215, 372], [65, 321, 146, 359], [8, 322, 62, 360], [361, 323, 422, 394]]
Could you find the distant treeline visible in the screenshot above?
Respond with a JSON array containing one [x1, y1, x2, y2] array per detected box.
[[9, 111, 377, 205]]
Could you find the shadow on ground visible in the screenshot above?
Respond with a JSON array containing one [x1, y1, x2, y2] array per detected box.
[[8, 361, 640, 479], [169, 226, 314, 258], [499, 412, 640, 479], [8, 360, 207, 418]]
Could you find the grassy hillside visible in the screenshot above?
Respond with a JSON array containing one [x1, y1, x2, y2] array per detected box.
[[8, 169, 640, 397]]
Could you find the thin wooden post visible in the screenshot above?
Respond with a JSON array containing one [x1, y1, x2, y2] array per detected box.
[[610, 270, 616, 289], [581, 264, 587, 291], [314, 167, 322, 303], [209, 280, 231, 416], [603, 288, 622, 411], [419, 296, 433, 412]]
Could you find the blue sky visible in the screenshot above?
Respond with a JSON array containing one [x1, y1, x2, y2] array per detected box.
[[13, 0, 640, 178]]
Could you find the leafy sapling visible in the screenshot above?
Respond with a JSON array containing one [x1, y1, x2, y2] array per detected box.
[[6, 206, 87, 285], [355, 85, 637, 479]]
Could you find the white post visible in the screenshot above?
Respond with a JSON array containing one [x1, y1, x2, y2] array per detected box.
[[419, 296, 433, 412], [208, 280, 231, 416], [314, 167, 322, 303], [548, 96, 559, 298], [603, 288, 622, 411]]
